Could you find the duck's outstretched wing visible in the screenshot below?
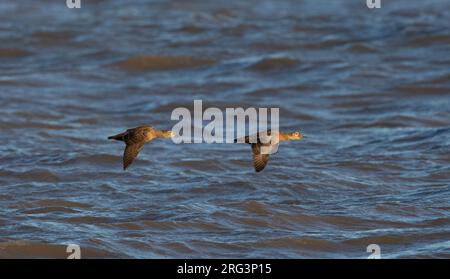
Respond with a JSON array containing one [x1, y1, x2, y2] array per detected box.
[[123, 143, 144, 170], [251, 143, 270, 172]]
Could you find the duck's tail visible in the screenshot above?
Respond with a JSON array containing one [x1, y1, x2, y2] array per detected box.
[[108, 132, 126, 141]]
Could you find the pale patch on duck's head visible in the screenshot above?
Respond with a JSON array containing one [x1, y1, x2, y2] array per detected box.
[[287, 131, 303, 140], [163, 130, 175, 138]]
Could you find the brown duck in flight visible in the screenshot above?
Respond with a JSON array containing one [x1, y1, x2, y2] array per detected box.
[[235, 130, 303, 172], [108, 126, 174, 170]]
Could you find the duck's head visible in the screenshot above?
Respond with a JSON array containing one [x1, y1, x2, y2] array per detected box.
[[287, 131, 303, 140]]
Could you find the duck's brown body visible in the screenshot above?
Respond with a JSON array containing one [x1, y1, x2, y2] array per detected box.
[[235, 130, 303, 172], [108, 126, 173, 170]]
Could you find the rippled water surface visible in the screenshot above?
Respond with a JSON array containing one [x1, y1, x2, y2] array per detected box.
[[1, 0, 450, 258]]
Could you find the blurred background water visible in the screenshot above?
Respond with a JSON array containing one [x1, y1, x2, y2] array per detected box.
[[0, 0, 449, 258]]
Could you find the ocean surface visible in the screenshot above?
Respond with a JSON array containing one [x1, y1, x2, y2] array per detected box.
[[0, 0, 450, 258]]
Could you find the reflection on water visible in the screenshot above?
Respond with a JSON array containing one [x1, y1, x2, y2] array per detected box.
[[0, 0, 450, 258]]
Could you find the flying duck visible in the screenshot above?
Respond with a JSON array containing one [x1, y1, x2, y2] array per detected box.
[[235, 130, 303, 172], [108, 126, 174, 170]]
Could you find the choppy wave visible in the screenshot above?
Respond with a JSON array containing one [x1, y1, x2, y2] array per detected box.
[[114, 55, 216, 72], [0, 48, 30, 58]]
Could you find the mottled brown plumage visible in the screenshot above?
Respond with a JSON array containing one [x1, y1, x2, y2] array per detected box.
[[235, 130, 303, 172], [108, 126, 174, 170]]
